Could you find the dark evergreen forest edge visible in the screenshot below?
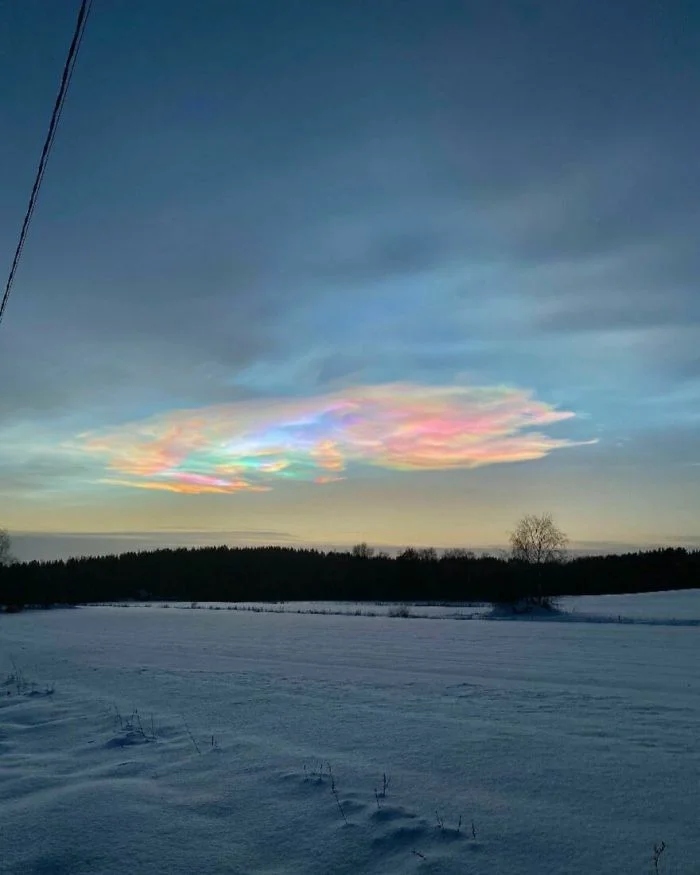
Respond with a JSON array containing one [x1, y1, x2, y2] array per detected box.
[[1, 545, 698, 609]]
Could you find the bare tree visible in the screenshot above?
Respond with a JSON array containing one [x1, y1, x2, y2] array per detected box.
[[351, 542, 375, 559], [499, 514, 569, 612], [509, 513, 568, 564], [442, 548, 476, 561], [0, 528, 14, 566]]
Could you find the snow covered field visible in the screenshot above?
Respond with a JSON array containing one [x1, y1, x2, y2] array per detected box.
[[98, 589, 700, 624], [2, 593, 699, 874]]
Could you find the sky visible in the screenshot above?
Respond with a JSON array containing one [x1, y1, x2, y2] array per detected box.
[[1, 0, 699, 561]]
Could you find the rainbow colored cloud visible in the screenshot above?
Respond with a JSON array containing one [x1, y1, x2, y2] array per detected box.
[[78, 383, 591, 494]]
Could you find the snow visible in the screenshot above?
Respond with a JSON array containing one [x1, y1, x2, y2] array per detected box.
[[96, 588, 700, 624], [1, 593, 699, 873], [567, 589, 700, 622]]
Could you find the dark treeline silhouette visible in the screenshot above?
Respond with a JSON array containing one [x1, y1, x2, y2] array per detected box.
[[1, 545, 698, 609]]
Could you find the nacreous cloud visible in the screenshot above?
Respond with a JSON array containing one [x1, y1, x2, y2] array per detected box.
[[78, 383, 591, 493]]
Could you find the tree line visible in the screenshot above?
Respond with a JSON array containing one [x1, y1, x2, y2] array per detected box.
[[1, 536, 698, 610]]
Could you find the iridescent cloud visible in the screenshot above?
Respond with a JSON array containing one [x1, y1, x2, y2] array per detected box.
[[77, 383, 592, 493]]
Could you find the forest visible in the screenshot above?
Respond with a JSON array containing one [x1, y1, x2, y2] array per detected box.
[[1, 544, 698, 609]]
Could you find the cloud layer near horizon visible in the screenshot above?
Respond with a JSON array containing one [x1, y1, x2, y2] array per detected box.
[[78, 384, 588, 494]]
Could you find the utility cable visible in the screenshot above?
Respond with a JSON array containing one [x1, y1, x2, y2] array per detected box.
[[0, 0, 93, 327]]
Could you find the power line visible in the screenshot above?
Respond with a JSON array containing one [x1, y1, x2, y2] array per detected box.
[[0, 0, 93, 327]]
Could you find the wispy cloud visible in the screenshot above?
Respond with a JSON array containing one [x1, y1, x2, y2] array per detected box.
[[77, 383, 591, 494]]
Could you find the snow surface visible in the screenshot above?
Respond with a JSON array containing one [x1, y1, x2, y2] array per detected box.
[[1, 593, 699, 873], [97, 588, 700, 624]]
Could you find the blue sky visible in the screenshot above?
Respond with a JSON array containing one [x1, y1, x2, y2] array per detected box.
[[1, 1, 699, 560]]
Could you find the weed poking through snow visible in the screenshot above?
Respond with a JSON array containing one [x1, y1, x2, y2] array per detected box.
[[302, 759, 334, 788], [332, 787, 348, 825], [322, 762, 348, 825], [388, 604, 412, 618], [373, 770, 391, 809], [9, 658, 28, 694], [112, 705, 157, 742], [3, 659, 51, 696], [380, 771, 390, 798], [182, 717, 201, 754], [652, 841, 666, 874], [2, 661, 53, 698]]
